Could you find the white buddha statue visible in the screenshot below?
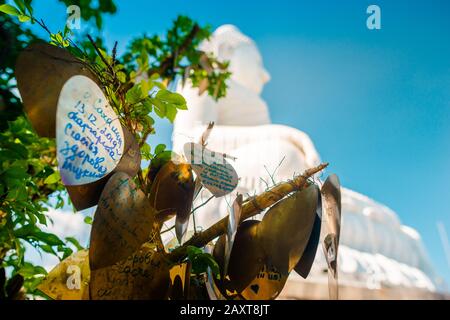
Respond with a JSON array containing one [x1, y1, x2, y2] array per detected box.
[[172, 25, 443, 298]]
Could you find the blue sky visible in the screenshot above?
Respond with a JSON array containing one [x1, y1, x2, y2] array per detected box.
[[28, 0, 450, 284]]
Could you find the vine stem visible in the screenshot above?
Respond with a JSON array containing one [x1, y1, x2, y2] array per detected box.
[[166, 162, 329, 264]]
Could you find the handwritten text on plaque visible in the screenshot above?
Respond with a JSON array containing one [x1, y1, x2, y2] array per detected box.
[[56, 75, 124, 185]]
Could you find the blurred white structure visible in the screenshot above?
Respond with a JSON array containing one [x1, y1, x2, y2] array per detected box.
[[172, 25, 446, 299]]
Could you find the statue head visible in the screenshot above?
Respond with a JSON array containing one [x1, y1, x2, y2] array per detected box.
[[201, 24, 270, 94]]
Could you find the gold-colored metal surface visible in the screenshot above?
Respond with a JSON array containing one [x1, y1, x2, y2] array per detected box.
[[149, 159, 195, 223], [148, 158, 195, 243], [213, 220, 262, 297], [89, 172, 156, 270], [169, 262, 191, 300], [258, 185, 318, 273]]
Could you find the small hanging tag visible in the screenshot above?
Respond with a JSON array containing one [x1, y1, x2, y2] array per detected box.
[[183, 142, 238, 197], [56, 75, 125, 186]]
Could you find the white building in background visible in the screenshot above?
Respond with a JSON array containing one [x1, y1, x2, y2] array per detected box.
[[172, 24, 447, 299]]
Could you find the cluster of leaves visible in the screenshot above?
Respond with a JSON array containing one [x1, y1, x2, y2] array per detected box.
[[0, 0, 116, 297], [1, 0, 229, 298], [122, 15, 231, 100]]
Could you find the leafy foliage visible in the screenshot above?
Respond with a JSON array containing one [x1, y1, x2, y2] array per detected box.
[[1, 0, 229, 298]]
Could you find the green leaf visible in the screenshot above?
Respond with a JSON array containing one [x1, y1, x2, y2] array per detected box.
[[154, 144, 166, 155], [140, 79, 152, 96], [61, 247, 73, 260], [142, 99, 153, 113], [44, 171, 60, 185], [141, 143, 151, 160], [186, 246, 220, 278], [153, 81, 165, 90], [166, 104, 177, 123], [150, 73, 160, 81], [24, 0, 33, 15], [34, 232, 65, 246], [186, 245, 203, 257], [40, 244, 57, 255], [63, 25, 73, 38], [13, 0, 25, 13], [0, 4, 21, 16], [7, 185, 28, 201], [3, 142, 28, 159], [18, 262, 47, 278], [156, 89, 186, 106], [153, 105, 166, 118], [176, 102, 188, 110], [14, 224, 37, 238], [5, 164, 28, 179], [116, 71, 126, 83]]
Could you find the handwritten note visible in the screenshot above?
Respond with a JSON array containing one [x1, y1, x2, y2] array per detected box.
[[89, 172, 156, 270], [183, 142, 238, 197], [213, 187, 318, 300], [90, 244, 170, 300], [37, 250, 90, 300], [56, 75, 124, 185]]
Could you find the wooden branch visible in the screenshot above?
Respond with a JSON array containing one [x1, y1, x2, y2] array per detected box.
[[87, 35, 116, 78], [166, 163, 329, 263]]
